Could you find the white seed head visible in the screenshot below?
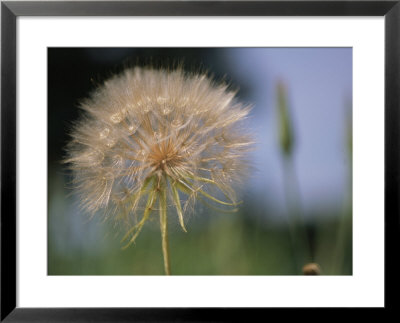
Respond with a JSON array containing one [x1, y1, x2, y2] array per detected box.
[[64, 67, 253, 242]]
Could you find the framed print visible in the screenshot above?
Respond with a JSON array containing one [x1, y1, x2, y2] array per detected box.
[[1, 0, 399, 321]]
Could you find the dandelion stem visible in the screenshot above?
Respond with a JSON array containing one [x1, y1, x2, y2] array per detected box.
[[159, 176, 171, 275]]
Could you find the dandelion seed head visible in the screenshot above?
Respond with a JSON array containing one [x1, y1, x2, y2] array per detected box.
[[64, 67, 253, 244]]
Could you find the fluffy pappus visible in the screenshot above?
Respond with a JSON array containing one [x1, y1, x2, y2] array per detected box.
[[64, 67, 253, 268]]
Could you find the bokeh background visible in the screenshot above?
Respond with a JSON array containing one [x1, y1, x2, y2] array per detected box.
[[48, 48, 352, 275]]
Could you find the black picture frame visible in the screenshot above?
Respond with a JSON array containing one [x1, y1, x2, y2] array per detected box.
[[1, 0, 399, 321]]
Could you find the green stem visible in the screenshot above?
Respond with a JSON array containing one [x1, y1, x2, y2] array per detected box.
[[282, 157, 311, 273], [332, 108, 352, 275], [333, 166, 352, 274], [159, 176, 171, 275]]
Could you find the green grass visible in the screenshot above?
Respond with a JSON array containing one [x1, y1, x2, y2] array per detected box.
[[48, 208, 351, 275]]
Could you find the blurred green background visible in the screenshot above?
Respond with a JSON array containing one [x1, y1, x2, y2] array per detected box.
[[48, 48, 352, 275]]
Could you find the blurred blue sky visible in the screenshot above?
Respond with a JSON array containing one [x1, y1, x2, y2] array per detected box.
[[225, 48, 352, 217]]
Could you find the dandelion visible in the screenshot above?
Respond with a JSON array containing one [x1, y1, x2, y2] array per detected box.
[[64, 67, 253, 275]]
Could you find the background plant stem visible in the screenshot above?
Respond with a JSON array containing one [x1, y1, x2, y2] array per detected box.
[[282, 156, 311, 273]]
